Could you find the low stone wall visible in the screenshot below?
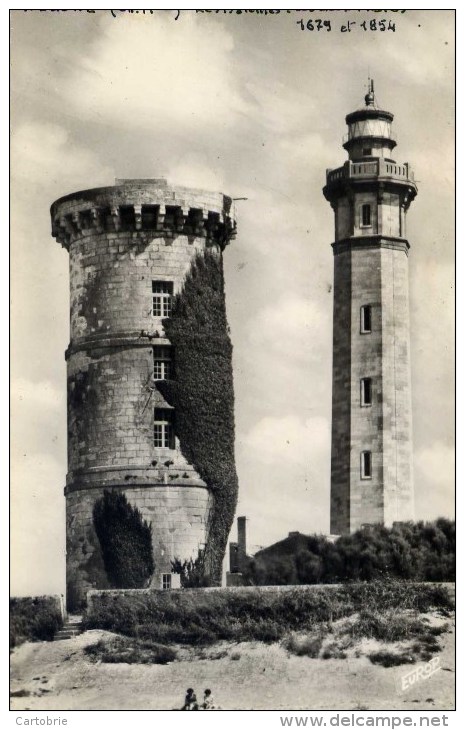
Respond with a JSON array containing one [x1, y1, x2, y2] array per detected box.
[[86, 583, 343, 612]]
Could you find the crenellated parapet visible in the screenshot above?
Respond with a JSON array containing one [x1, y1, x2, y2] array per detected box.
[[51, 178, 237, 250], [51, 176, 239, 607]]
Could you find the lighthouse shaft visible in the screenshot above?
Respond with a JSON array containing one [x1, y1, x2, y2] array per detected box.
[[324, 86, 417, 534]]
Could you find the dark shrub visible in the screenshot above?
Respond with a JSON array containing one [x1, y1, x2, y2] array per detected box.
[[10, 596, 63, 648], [369, 650, 414, 667], [243, 519, 455, 586], [284, 632, 325, 658], [84, 636, 176, 664], [158, 251, 238, 584], [172, 551, 212, 588], [93, 489, 154, 588]]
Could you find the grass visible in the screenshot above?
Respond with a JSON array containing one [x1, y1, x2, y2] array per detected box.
[[340, 609, 448, 665], [368, 650, 415, 667], [284, 632, 326, 658], [84, 636, 176, 665], [10, 597, 63, 649], [348, 609, 445, 643], [321, 635, 353, 660], [80, 582, 453, 668], [83, 581, 453, 647]]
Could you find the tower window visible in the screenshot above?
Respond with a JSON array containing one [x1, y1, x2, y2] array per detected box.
[[361, 204, 372, 227], [360, 378, 372, 407], [154, 408, 174, 449], [360, 305, 372, 333], [361, 451, 372, 479], [161, 573, 172, 590], [362, 147, 372, 156], [152, 281, 173, 318], [153, 346, 173, 381]]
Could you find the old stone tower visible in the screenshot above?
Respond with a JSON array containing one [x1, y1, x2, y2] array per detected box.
[[323, 82, 418, 534], [51, 179, 238, 607]]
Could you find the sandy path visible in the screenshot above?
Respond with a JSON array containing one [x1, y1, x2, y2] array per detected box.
[[10, 623, 455, 711]]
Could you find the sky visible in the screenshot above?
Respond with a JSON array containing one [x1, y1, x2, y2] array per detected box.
[[10, 9, 455, 596]]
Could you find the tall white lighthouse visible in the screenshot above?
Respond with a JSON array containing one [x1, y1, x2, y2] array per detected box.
[[323, 82, 418, 534]]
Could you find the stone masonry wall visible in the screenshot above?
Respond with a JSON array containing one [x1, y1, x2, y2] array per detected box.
[[66, 231, 216, 479], [330, 248, 352, 535], [66, 485, 211, 606], [380, 246, 414, 526], [349, 244, 384, 531], [331, 239, 414, 534], [335, 189, 402, 243], [51, 180, 237, 608], [68, 232, 208, 342], [326, 99, 417, 537]]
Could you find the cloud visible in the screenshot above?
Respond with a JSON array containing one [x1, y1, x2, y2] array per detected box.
[[414, 442, 454, 521], [236, 414, 331, 547], [229, 292, 332, 431], [249, 295, 330, 363], [10, 377, 66, 476], [168, 155, 225, 192], [245, 82, 317, 135], [411, 260, 454, 333], [11, 452, 66, 597], [242, 414, 329, 468], [11, 377, 64, 413], [11, 121, 114, 193], [62, 12, 248, 133], [410, 260, 454, 447], [383, 12, 454, 87]]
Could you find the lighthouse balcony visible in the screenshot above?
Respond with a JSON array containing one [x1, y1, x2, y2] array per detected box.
[[325, 159, 417, 189]]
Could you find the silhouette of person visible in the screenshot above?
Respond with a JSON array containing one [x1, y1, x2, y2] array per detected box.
[[201, 688, 215, 710], [181, 688, 198, 710]]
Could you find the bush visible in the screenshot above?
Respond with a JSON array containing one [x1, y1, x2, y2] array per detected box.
[[369, 650, 414, 667], [172, 551, 212, 588], [284, 632, 325, 658], [84, 636, 176, 664], [159, 251, 238, 584], [93, 489, 154, 589], [348, 609, 446, 644], [244, 519, 455, 586], [10, 596, 63, 649], [321, 642, 349, 660], [83, 581, 453, 647]]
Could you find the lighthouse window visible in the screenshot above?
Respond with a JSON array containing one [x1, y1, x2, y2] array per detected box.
[[360, 305, 372, 333], [153, 346, 172, 381], [360, 378, 373, 407], [152, 281, 173, 318], [363, 147, 372, 156], [361, 451, 372, 479], [154, 408, 174, 449], [361, 204, 372, 227]]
